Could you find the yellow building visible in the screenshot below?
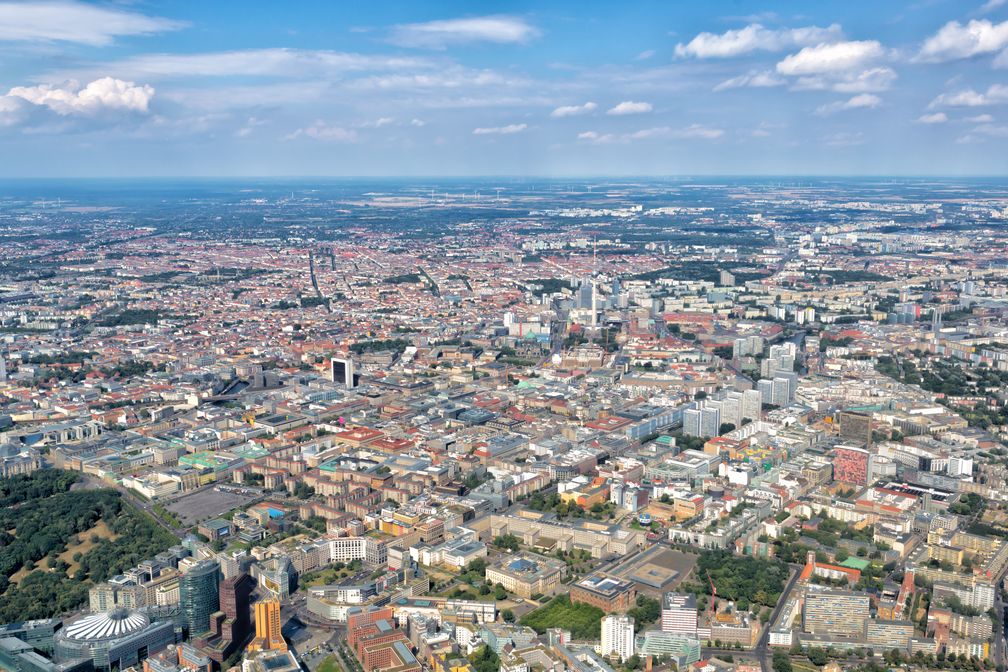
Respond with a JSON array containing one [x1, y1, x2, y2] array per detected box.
[[250, 599, 286, 652], [432, 653, 473, 672]]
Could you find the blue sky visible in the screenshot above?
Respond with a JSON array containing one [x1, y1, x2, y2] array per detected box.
[[1, 0, 1007, 176]]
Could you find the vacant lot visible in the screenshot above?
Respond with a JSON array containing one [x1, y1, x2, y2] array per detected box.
[[165, 486, 258, 525], [520, 594, 604, 640]]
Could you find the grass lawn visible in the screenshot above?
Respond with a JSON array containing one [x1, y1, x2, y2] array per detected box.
[[520, 594, 605, 639], [317, 655, 342, 672], [792, 661, 820, 672]]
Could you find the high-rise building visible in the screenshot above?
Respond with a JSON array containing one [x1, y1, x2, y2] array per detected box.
[[742, 389, 762, 423], [661, 593, 698, 636], [803, 588, 869, 637], [600, 614, 635, 662], [218, 574, 254, 654], [683, 404, 721, 438], [179, 560, 221, 636], [330, 357, 357, 388], [0, 352, 6, 382], [838, 410, 873, 446], [250, 599, 286, 652]]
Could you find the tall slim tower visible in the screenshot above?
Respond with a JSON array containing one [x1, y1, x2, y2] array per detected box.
[[0, 351, 6, 383], [250, 599, 286, 651], [591, 238, 598, 328]]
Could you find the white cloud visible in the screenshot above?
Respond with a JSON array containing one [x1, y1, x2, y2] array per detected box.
[[388, 15, 538, 49], [550, 101, 597, 117], [7, 77, 154, 115], [974, 122, 1008, 136], [577, 124, 722, 143], [815, 93, 881, 115], [965, 113, 994, 122], [0, 0, 184, 46], [917, 112, 948, 124], [0, 95, 24, 126], [472, 123, 527, 135], [235, 116, 266, 138], [918, 19, 1008, 62], [359, 117, 394, 128], [830, 67, 898, 93], [577, 130, 616, 143], [777, 40, 884, 75], [410, 118, 426, 127], [636, 50, 656, 60], [671, 124, 725, 139], [607, 101, 652, 115], [713, 70, 785, 91], [929, 84, 1008, 107], [982, 0, 1008, 11], [675, 23, 842, 58], [49, 49, 435, 82], [995, 49, 1008, 68], [286, 121, 358, 142]]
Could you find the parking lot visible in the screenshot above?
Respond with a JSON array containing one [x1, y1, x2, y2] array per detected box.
[[164, 485, 261, 526]]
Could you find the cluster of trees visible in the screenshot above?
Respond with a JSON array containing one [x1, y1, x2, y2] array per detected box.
[[348, 338, 411, 355], [383, 273, 422, 284], [527, 278, 570, 297], [468, 646, 500, 672], [682, 550, 789, 610], [520, 594, 605, 639], [626, 595, 661, 632], [24, 351, 96, 365], [0, 469, 79, 506], [98, 308, 164, 326], [950, 493, 984, 517], [493, 534, 520, 552], [0, 470, 175, 620], [878, 356, 1006, 401], [524, 491, 614, 521]]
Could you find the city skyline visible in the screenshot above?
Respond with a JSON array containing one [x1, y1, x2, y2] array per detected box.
[[1, 1, 1008, 177]]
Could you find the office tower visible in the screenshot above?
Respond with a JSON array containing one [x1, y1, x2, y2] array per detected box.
[[661, 593, 698, 635], [601, 614, 635, 662], [0, 352, 6, 382], [330, 357, 356, 388], [218, 574, 254, 652], [251, 599, 286, 651], [803, 589, 869, 637], [757, 379, 774, 405], [179, 560, 221, 635], [838, 410, 873, 445]]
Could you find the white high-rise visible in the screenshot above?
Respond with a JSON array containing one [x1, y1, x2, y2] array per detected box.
[[601, 614, 635, 662]]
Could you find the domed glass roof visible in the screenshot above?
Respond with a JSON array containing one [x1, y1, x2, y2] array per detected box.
[[64, 609, 150, 641]]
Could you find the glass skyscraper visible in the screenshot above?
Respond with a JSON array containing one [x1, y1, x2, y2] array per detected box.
[[179, 560, 221, 636]]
